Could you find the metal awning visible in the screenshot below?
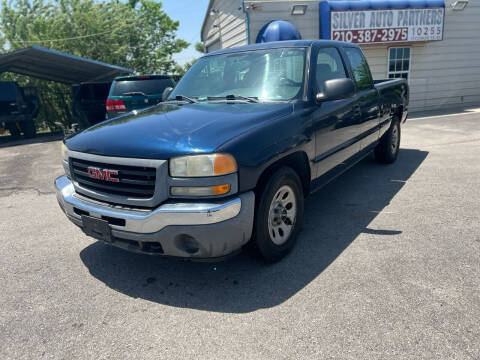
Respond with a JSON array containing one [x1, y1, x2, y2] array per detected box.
[[0, 46, 133, 84]]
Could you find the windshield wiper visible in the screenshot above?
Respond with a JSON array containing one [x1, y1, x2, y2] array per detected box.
[[173, 94, 198, 103], [122, 91, 147, 97], [207, 95, 260, 103]]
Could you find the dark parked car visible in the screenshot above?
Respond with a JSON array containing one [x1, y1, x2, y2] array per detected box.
[[105, 75, 175, 118], [71, 82, 111, 129], [56, 40, 408, 262], [0, 82, 39, 138]]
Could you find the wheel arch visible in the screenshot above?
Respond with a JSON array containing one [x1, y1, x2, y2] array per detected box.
[[254, 151, 311, 199], [394, 105, 403, 121]]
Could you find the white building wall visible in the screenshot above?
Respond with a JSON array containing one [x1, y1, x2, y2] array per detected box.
[[245, 1, 320, 42], [363, 0, 480, 111], [202, 0, 248, 52]]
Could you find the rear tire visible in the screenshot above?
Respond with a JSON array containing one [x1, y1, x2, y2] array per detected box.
[[250, 167, 304, 262], [375, 117, 400, 164]]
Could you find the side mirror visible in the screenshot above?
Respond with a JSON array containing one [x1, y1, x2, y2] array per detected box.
[[316, 78, 355, 102], [162, 87, 173, 102]]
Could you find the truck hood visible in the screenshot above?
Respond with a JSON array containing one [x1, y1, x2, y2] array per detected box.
[[66, 102, 293, 159]]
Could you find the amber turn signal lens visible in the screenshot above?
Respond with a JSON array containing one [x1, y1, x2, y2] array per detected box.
[[170, 184, 231, 197], [213, 154, 237, 176], [212, 183, 231, 195]]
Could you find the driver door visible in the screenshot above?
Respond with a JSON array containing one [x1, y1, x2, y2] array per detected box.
[[310, 46, 361, 179]]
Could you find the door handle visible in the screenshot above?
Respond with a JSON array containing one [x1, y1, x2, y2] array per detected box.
[[353, 105, 362, 124]]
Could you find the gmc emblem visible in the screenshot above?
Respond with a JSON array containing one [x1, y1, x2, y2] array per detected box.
[[87, 167, 119, 183]]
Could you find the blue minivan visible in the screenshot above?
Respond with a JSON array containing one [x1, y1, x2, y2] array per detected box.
[[106, 75, 175, 118]]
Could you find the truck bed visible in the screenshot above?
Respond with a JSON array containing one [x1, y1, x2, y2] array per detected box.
[[374, 78, 407, 88], [374, 78, 409, 123]]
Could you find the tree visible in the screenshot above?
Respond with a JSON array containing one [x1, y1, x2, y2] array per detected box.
[[195, 42, 206, 54], [0, 0, 189, 129], [183, 58, 197, 72], [173, 58, 197, 78]]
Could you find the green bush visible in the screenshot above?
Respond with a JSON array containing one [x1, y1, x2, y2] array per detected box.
[[0, 0, 189, 130]]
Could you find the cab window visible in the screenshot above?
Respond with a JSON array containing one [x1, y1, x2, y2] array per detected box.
[[344, 47, 373, 91], [315, 48, 347, 93]]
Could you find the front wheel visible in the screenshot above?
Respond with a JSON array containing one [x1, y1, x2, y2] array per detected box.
[[375, 118, 400, 164], [250, 167, 304, 262]]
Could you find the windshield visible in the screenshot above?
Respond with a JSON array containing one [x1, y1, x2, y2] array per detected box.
[[112, 78, 174, 96], [169, 48, 306, 101]]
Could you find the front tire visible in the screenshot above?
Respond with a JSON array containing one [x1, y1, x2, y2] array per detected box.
[[375, 117, 400, 164], [251, 167, 304, 262]]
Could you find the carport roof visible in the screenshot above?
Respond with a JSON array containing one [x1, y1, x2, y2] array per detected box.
[[0, 46, 133, 84]]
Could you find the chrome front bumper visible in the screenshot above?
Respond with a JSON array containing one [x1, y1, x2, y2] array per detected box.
[[55, 175, 255, 258]]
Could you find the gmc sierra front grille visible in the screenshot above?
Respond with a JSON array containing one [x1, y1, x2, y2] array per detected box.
[[70, 158, 156, 199]]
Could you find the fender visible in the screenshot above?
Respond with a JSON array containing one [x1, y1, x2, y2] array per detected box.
[[217, 104, 316, 192]]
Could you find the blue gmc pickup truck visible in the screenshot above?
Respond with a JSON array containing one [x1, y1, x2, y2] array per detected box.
[[55, 40, 408, 262]]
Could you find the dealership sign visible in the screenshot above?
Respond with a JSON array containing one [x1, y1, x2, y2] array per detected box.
[[330, 7, 444, 44], [318, 0, 447, 44]]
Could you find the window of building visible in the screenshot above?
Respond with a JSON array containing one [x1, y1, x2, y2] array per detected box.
[[388, 47, 411, 79]]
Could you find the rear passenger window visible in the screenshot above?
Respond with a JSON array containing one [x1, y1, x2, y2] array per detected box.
[[344, 47, 373, 91], [315, 48, 347, 92]]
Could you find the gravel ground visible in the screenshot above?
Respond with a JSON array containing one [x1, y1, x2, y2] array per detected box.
[[0, 111, 479, 359]]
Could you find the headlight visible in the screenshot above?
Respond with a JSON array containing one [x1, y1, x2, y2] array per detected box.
[[61, 142, 69, 161], [170, 153, 237, 177]]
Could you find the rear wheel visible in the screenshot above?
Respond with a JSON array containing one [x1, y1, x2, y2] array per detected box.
[[375, 117, 400, 164], [250, 167, 304, 262]]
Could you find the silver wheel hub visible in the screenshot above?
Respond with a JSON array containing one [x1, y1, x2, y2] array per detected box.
[[391, 125, 399, 152], [268, 185, 297, 245]]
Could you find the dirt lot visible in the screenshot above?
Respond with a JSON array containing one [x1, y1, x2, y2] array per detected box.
[[0, 111, 479, 359]]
